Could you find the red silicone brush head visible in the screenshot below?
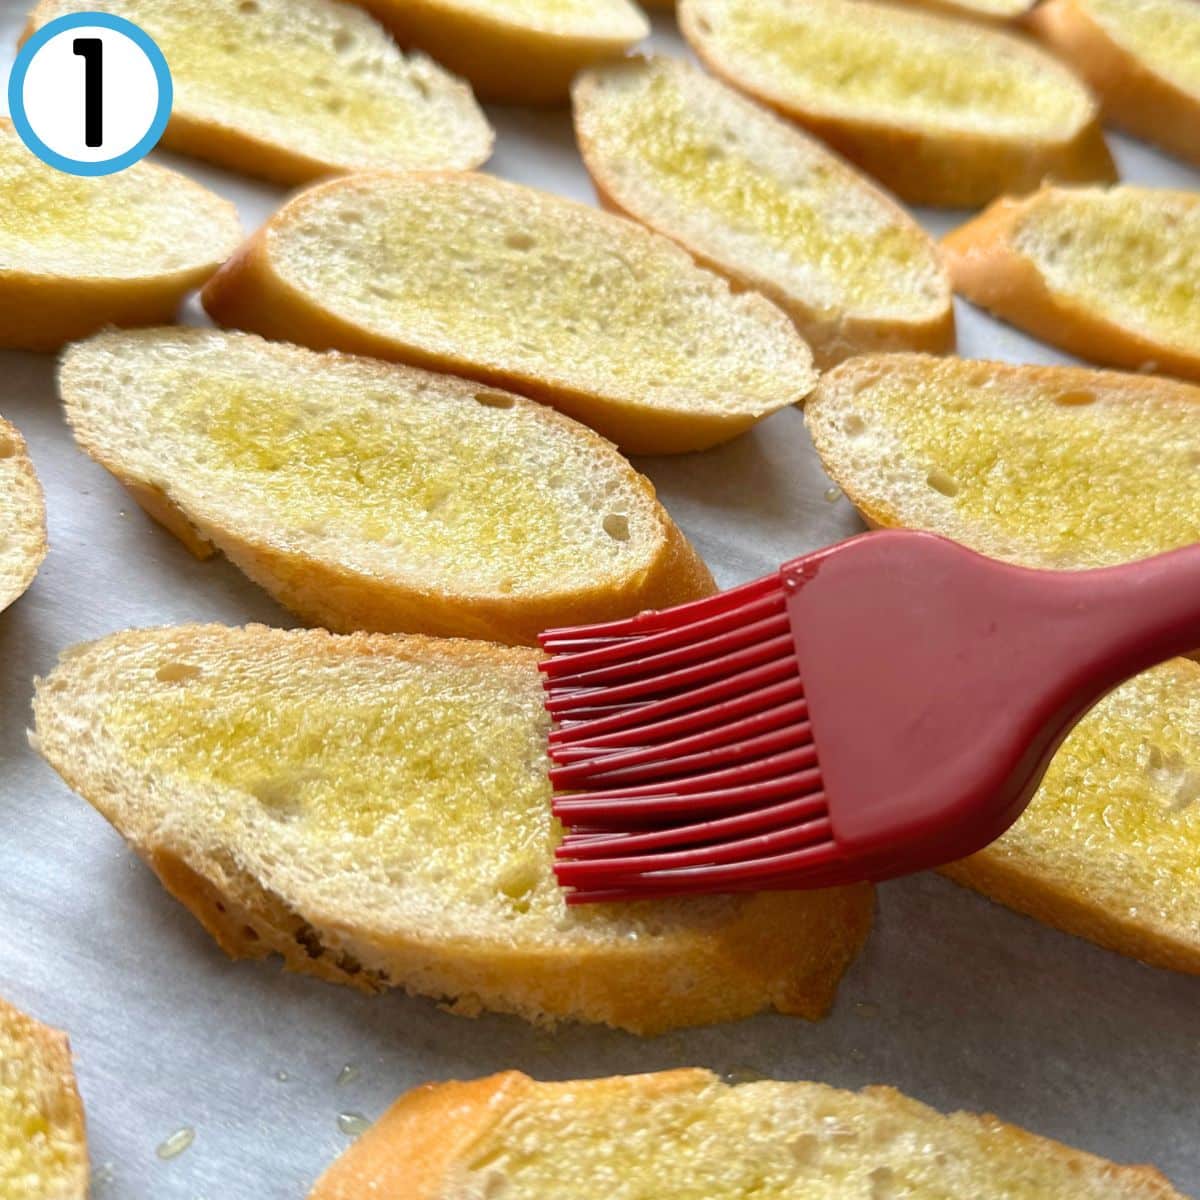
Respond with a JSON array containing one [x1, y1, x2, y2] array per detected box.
[[541, 531, 1200, 904]]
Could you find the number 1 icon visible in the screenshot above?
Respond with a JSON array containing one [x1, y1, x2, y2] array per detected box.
[[72, 37, 103, 148]]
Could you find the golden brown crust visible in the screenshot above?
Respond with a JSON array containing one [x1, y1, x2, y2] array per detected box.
[[679, 2, 1116, 208], [350, 0, 649, 106], [573, 71, 955, 368], [34, 624, 873, 1034], [942, 191, 1200, 381], [0, 418, 48, 611], [1030, 0, 1200, 167]]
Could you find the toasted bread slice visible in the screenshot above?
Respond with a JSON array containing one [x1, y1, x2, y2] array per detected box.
[[805, 355, 1200, 568], [309, 1069, 1182, 1200], [679, 0, 1115, 208], [1031, 0, 1200, 167], [573, 56, 954, 367], [943, 659, 1200, 975], [0, 996, 88, 1200], [0, 418, 47, 614], [201, 171, 817, 454], [32, 625, 873, 1034], [0, 119, 240, 352], [24, 0, 493, 185], [944, 185, 1200, 381], [59, 329, 715, 644], [346, 0, 649, 106]]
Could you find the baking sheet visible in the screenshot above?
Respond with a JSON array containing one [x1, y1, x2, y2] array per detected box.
[[2, 5, 1199, 1195]]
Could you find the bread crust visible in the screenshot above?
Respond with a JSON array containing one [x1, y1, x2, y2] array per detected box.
[[0, 417, 48, 612], [0, 996, 89, 1199], [33, 624, 874, 1034], [943, 189, 1200, 381], [678, 0, 1116, 208], [350, 0, 650, 106], [308, 1069, 1184, 1199], [60, 331, 717, 644], [1030, 0, 1200, 167], [201, 172, 815, 455], [572, 62, 955, 368]]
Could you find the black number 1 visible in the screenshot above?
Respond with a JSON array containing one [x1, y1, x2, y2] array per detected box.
[[72, 37, 103, 148]]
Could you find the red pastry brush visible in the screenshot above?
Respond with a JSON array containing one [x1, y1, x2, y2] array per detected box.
[[540, 531, 1200, 904]]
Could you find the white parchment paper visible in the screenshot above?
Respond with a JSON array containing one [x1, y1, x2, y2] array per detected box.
[[1, 6, 1198, 1195]]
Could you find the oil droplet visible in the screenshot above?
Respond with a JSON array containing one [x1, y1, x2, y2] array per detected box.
[[723, 1066, 767, 1085], [156, 1127, 195, 1160], [336, 1063, 359, 1087], [94, 1161, 116, 1185], [823, 486, 842, 503], [276, 1070, 290, 1082], [337, 1112, 372, 1137]]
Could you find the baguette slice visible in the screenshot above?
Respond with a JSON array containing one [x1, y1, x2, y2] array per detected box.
[[944, 659, 1200, 975], [0, 118, 240, 352], [805, 355, 1200, 569], [1031, 0, 1200, 167], [679, 0, 1116, 208], [901, 0, 1036, 19], [201, 171, 817, 454], [25, 0, 493, 186], [59, 329, 714, 645], [32, 625, 873, 1035], [0, 996, 88, 1200], [346, 0, 650, 106], [573, 56, 954, 367], [309, 1069, 1182, 1200], [944, 185, 1200, 382], [0, 418, 47, 614]]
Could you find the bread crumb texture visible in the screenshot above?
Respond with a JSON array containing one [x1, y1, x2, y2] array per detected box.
[[1082, 0, 1200, 94], [681, 0, 1094, 135], [255, 172, 814, 424], [0, 999, 87, 1200], [1012, 186, 1200, 354], [0, 418, 46, 613], [806, 355, 1200, 568], [0, 119, 238, 279], [27, 0, 492, 174], [575, 58, 948, 329], [440, 1072, 1176, 1199]]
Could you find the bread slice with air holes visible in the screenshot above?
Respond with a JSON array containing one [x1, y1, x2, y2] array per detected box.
[[31, 624, 873, 1035], [201, 171, 817, 455], [342, 0, 650, 106], [943, 185, 1200, 382], [678, 0, 1116, 208], [307, 1069, 1184, 1200], [573, 55, 954, 368], [1030, 0, 1200, 168], [0, 995, 88, 1199], [59, 328, 715, 645], [0, 417, 47, 614], [805, 354, 1200, 570], [23, 0, 494, 186], [0, 118, 240, 352]]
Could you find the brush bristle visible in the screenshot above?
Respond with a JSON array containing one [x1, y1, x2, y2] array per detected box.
[[540, 571, 840, 902]]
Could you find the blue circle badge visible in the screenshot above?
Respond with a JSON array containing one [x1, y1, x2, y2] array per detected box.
[[8, 12, 172, 177]]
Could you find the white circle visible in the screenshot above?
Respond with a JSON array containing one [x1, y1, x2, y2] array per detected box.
[[19, 24, 163, 163]]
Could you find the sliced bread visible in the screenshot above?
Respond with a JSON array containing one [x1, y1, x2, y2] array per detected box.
[[805, 355, 1200, 569], [573, 56, 954, 367], [1031, 0, 1200, 167], [944, 658, 1200, 975], [903, 0, 1036, 19], [678, 0, 1116, 207], [59, 329, 715, 644], [201, 171, 818, 454], [308, 1069, 1183, 1200], [0, 418, 46, 614], [346, 0, 650, 106], [0, 996, 88, 1200], [0, 118, 240, 352], [944, 185, 1200, 381], [31, 625, 873, 1035], [24, 0, 493, 185]]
